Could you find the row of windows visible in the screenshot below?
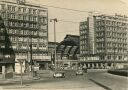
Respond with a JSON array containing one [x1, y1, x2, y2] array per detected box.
[[11, 43, 47, 48], [80, 30, 87, 35], [1, 13, 47, 23], [96, 38, 105, 42], [106, 43, 127, 47], [80, 35, 88, 39], [80, 40, 87, 45], [106, 49, 126, 53], [96, 20, 127, 26], [96, 26, 127, 32], [96, 43, 105, 47], [96, 32, 104, 37], [96, 15, 127, 22], [107, 37, 127, 43], [9, 36, 47, 43], [0, 4, 47, 16], [106, 55, 123, 60], [79, 25, 88, 30], [106, 32, 126, 37], [7, 28, 47, 35], [8, 21, 39, 29]]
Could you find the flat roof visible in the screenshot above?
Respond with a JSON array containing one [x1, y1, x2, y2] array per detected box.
[[0, 0, 47, 10]]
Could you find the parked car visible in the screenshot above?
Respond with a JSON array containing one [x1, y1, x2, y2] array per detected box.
[[82, 68, 87, 73], [53, 71, 65, 78], [76, 70, 84, 75]]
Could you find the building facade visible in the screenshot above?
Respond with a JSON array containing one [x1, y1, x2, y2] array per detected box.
[[0, 0, 50, 73], [0, 16, 15, 77], [79, 14, 128, 69]]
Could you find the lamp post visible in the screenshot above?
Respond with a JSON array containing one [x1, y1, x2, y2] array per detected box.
[[17, 59, 25, 86], [113, 46, 116, 69], [29, 32, 33, 77], [50, 18, 57, 70]]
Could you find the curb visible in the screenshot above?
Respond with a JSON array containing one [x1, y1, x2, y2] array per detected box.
[[89, 78, 112, 90]]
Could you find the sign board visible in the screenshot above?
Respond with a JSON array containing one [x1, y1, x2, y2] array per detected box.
[[17, 0, 26, 4]]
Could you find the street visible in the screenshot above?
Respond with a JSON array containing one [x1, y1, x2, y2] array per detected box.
[[0, 70, 127, 90]]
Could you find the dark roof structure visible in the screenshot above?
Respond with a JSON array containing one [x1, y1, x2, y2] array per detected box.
[[56, 34, 80, 60]]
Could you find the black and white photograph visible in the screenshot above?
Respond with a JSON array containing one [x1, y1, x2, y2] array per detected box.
[[0, 0, 128, 90]]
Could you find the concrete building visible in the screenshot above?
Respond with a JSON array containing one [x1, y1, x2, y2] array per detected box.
[[0, 16, 15, 78], [0, 0, 50, 73], [79, 14, 128, 69]]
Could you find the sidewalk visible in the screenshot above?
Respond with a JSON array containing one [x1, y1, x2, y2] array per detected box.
[[0, 70, 54, 85], [89, 73, 128, 90], [0, 74, 34, 85]]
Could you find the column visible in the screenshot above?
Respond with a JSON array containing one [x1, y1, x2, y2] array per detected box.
[[88, 63, 90, 68], [96, 63, 99, 69], [2, 66, 6, 79]]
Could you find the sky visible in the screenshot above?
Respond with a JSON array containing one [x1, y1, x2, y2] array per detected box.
[[13, 0, 128, 42]]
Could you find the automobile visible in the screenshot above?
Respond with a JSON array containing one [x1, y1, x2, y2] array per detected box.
[[76, 70, 84, 75], [82, 68, 87, 73], [53, 71, 65, 78]]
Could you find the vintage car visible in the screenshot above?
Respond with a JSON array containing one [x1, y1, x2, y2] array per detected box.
[[76, 70, 84, 75], [53, 71, 65, 78]]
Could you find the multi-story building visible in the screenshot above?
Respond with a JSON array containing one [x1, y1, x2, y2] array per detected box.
[[79, 14, 128, 69], [0, 0, 50, 73], [0, 16, 15, 77]]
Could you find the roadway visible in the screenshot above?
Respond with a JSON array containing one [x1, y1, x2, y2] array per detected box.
[[0, 69, 127, 90]]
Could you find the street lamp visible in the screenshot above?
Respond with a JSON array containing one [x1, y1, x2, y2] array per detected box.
[[113, 46, 116, 69], [17, 59, 25, 86], [29, 32, 34, 77], [50, 18, 57, 70]]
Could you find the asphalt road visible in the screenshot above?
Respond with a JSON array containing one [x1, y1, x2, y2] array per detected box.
[[1, 69, 127, 90], [1, 70, 104, 90]]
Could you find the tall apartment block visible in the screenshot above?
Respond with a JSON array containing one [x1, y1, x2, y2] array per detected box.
[[0, 0, 50, 73], [79, 14, 128, 69]]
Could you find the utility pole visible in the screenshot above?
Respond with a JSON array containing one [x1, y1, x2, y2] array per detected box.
[[50, 18, 57, 70]]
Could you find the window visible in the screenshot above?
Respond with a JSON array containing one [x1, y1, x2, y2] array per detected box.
[[11, 14, 16, 19], [29, 16, 33, 21], [39, 10, 47, 16], [23, 22, 27, 27], [19, 37, 23, 41], [33, 9, 37, 14], [12, 6, 16, 11], [18, 14, 23, 20], [23, 15, 27, 20], [29, 23, 33, 28], [1, 4, 5, 10], [23, 8, 26, 12], [18, 7, 21, 12], [0, 36, 5, 40], [33, 16, 37, 21], [1, 13, 6, 18], [40, 25, 47, 29], [7, 5, 11, 11], [28, 8, 32, 14]]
